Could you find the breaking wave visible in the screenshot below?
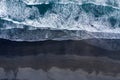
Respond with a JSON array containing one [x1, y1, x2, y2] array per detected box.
[[22, 0, 120, 8], [0, 0, 120, 41]]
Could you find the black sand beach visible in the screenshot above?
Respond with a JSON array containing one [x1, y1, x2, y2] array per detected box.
[[0, 39, 120, 80], [0, 39, 120, 60]]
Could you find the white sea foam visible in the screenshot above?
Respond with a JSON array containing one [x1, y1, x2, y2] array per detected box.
[[22, 0, 120, 8], [0, 3, 119, 33], [0, 0, 120, 41]]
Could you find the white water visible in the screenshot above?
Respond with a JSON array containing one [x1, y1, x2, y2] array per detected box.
[[0, 0, 120, 41], [22, 0, 120, 8]]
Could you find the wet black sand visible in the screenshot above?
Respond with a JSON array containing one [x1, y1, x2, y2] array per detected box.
[[0, 39, 120, 60], [0, 55, 120, 76], [0, 39, 120, 79]]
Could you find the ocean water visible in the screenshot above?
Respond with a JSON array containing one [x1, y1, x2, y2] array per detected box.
[[0, 0, 120, 48]]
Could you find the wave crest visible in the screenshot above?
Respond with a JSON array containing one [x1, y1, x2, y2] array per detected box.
[[0, 0, 120, 41]]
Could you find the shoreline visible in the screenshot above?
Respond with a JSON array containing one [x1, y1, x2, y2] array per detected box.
[[0, 38, 120, 60]]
